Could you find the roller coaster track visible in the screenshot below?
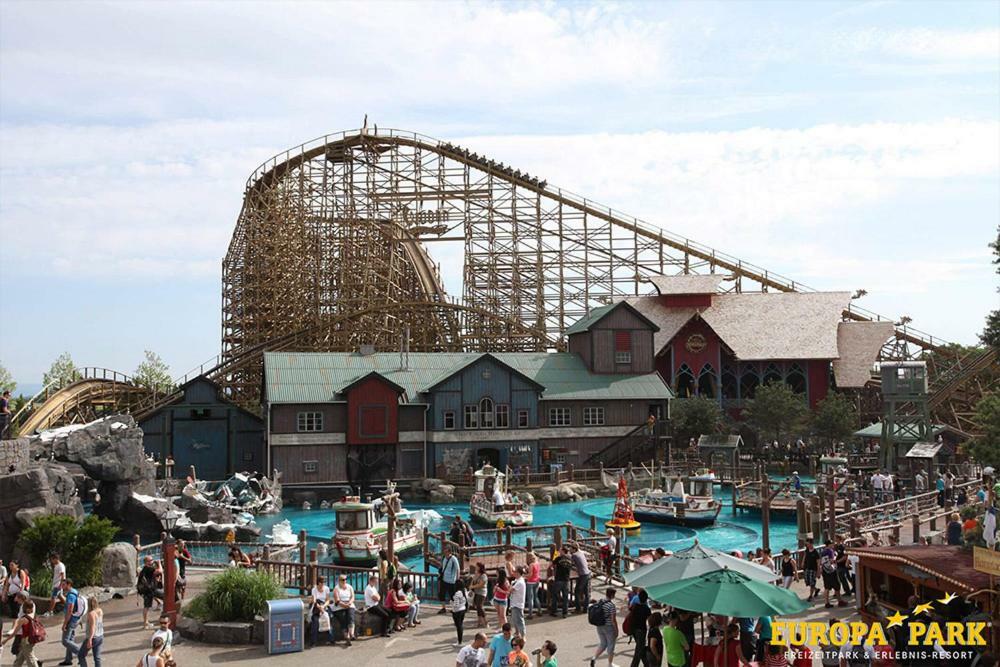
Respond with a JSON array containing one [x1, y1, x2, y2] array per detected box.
[[927, 346, 998, 433]]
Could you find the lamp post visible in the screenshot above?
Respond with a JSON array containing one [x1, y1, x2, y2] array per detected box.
[[160, 510, 179, 629]]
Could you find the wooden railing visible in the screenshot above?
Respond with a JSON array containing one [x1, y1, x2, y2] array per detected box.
[[833, 478, 982, 534]]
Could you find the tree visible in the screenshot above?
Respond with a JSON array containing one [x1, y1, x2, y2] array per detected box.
[[670, 397, 723, 445], [741, 381, 809, 444], [968, 390, 1000, 468], [810, 392, 858, 447], [43, 352, 80, 387], [981, 225, 1000, 348], [133, 350, 173, 392], [0, 362, 14, 394]]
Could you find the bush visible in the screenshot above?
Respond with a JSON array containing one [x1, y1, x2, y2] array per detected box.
[[183, 568, 284, 622], [16, 515, 118, 587]]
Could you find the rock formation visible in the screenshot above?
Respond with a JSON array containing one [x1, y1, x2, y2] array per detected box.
[[99, 542, 138, 587], [0, 463, 83, 560]]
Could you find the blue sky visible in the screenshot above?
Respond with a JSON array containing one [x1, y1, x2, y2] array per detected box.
[[1, 0, 998, 391]]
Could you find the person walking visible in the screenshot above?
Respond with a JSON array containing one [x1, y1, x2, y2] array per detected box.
[[487, 623, 514, 667], [590, 588, 619, 667], [509, 566, 527, 639], [3, 561, 28, 619], [1, 599, 42, 667], [524, 552, 541, 619], [451, 579, 470, 646], [571, 544, 592, 614], [136, 635, 166, 667], [46, 553, 67, 617], [58, 578, 87, 666], [646, 612, 664, 667], [549, 547, 571, 618], [492, 570, 510, 628], [332, 574, 356, 644], [834, 536, 853, 596], [439, 546, 461, 614], [470, 562, 489, 628], [801, 540, 819, 601], [455, 632, 488, 667], [136, 556, 160, 629], [779, 549, 797, 589], [0, 390, 11, 440], [661, 611, 688, 667], [627, 590, 652, 667]]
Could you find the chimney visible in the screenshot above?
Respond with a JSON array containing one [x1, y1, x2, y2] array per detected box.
[[359, 344, 375, 356]]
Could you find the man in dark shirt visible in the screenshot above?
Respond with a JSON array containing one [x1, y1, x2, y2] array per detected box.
[[136, 555, 163, 629], [549, 546, 572, 618], [628, 590, 652, 667], [0, 390, 10, 439], [834, 536, 853, 595], [802, 539, 820, 600]]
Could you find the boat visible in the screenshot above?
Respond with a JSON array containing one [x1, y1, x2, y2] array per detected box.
[[605, 474, 641, 535], [330, 488, 423, 565], [469, 464, 533, 527], [817, 455, 849, 489], [632, 469, 722, 527]]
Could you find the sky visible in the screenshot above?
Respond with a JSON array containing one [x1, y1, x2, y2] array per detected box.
[[1, 0, 998, 392]]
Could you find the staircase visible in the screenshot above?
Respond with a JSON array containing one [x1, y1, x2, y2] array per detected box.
[[584, 422, 667, 468]]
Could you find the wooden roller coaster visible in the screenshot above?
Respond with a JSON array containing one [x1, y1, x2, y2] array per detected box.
[[10, 127, 997, 437]]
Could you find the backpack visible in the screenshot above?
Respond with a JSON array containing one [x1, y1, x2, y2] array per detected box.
[[587, 601, 608, 627], [622, 608, 634, 635], [24, 616, 46, 645]]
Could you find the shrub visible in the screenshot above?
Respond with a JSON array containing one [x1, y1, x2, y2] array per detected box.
[[16, 514, 118, 587], [183, 568, 284, 622]]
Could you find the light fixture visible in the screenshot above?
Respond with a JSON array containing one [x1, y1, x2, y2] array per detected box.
[[160, 510, 179, 533]]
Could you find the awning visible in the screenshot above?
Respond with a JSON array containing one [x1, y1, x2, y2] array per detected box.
[[904, 442, 942, 459]]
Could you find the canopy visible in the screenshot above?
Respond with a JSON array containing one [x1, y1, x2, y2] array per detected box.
[[645, 568, 810, 617], [623, 541, 776, 588]]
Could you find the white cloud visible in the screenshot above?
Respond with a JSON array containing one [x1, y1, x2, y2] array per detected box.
[[840, 27, 1000, 61]]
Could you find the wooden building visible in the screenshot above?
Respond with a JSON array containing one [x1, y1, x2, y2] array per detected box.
[[263, 304, 673, 485], [139, 377, 265, 480]]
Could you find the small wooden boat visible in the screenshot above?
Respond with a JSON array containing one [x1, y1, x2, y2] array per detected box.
[[469, 464, 533, 527], [331, 486, 423, 565], [605, 474, 641, 535], [632, 470, 722, 527]]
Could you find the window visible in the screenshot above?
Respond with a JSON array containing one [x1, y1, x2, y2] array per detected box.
[[303, 460, 318, 473], [698, 363, 717, 398], [614, 331, 632, 364], [517, 409, 529, 428], [481, 369, 492, 380], [496, 404, 510, 428], [297, 411, 323, 432], [464, 405, 478, 429], [480, 397, 495, 429], [359, 406, 387, 437], [549, 407, 571, 427], [443, 411, 456, 429], [583, 407, 605, 426], [675, 364, 695, 398], [740, 366, 760, 399], [786, 363, 806, 394]]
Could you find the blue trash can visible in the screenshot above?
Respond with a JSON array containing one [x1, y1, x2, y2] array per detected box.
[[266, 598, 304, 654]]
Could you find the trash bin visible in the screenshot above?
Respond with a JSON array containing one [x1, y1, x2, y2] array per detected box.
[[266, 598, 304, 654]]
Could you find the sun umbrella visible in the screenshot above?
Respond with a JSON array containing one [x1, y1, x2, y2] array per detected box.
[[645, 568, 810, 617], [624, 540, 776, 588]]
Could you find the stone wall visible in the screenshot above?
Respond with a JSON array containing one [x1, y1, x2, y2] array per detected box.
[[0, 439, 29, 472]]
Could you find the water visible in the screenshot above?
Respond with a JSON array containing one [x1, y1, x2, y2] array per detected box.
[[255, 487, 801, 569]]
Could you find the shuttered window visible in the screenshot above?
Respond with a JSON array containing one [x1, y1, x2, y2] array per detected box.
[[359, 406, 387, 437], [615, 331, 632, 364]]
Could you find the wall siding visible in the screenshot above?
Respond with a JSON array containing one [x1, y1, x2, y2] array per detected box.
[[568, 333, 592, 369], [345, 376, 399, 445], [271, 404, 347, 434], [272, 444, 348, 484]]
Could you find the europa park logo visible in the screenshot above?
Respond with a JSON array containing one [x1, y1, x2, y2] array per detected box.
[[773, 593, 988, 656]]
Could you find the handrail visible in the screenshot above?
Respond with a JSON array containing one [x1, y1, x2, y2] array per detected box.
[[834, 478, 982, 531]]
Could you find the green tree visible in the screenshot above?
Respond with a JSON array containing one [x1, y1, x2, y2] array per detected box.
[[968, 390, 1000, 468], [670, 397, 723, 445], [810, 392, 858, 447], [741, 381, 809, 444], [981, 226, 1000, 348], [0, 362, 14, 393], [133, 350, 173, 392], [43, 352, 80, 387]]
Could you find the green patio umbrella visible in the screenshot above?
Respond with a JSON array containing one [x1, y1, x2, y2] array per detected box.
[[645, 567, 810, 617], [624, 540, 776, 588]]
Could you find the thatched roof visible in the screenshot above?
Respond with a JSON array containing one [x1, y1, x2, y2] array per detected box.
[[648, 274, 726, 295], [833, 321, 895, 387]]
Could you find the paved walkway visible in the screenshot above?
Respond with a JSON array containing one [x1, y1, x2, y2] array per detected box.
[[20, 574, 858, 666]]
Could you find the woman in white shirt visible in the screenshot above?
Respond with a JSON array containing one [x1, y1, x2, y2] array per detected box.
[[136, 635, 165, 667], [79, 597, 104, 667], [332, 575, 356, 645], [309, 576, 334, 647]]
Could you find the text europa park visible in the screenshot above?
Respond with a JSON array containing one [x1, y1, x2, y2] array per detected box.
[[773, 594, 988, 648]]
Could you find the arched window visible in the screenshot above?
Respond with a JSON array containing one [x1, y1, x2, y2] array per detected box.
[[675, 364, 696, 398], [763, 363, 782, 387], [698, 363, 717, 398], [721, 365, 738, 400], [740, 366, 760, 399], [786, 363, 806, 394], [479, 397, 495, 429]]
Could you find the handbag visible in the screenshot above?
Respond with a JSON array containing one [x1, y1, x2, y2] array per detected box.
[[317, 610, 331, 632]]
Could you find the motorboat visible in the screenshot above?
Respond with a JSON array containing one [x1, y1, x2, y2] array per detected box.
[[331, 489, 423, 565], [469, 464, 533, 527], [632, 470, 722, 527]]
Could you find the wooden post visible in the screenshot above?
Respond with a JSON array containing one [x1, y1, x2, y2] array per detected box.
[[590, 515, 597, 533], [308, 549, 318, 589], [731, 482, 738, 516], [891, 524, 900, 544], [795, 498, 808, 547], [553, 526, 562, 552], [850, 517, 860, 539], [827, 483, 837, 540], [262, 545, 271, 575], [526, 536, 533, 554], [505, 526, 512, 547], [299, 530, 308, 565], [761, 471, 771, 551], [387, 511, 396, 562], [422, 530, 430, 572], [929, 515, 937, 532], [911, 514, 921, 544]]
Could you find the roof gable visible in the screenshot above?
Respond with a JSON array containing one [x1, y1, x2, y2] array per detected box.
[[421, 353, 545, 394], [338, 371, 408, 397], [565, 301, 660, 335]]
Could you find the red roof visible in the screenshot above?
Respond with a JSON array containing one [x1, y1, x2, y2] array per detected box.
[[848, 544, 992, 591]]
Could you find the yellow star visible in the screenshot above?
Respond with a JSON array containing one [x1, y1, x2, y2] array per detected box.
[[937, 592, 957, 605], [912, 602, 934, 616], [886, 610, 909, 628]]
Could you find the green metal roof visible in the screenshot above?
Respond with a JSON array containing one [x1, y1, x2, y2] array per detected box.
[[564, 303, 617, 335], [853, 422, 950, 439], [264, 351, 674, 403]]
